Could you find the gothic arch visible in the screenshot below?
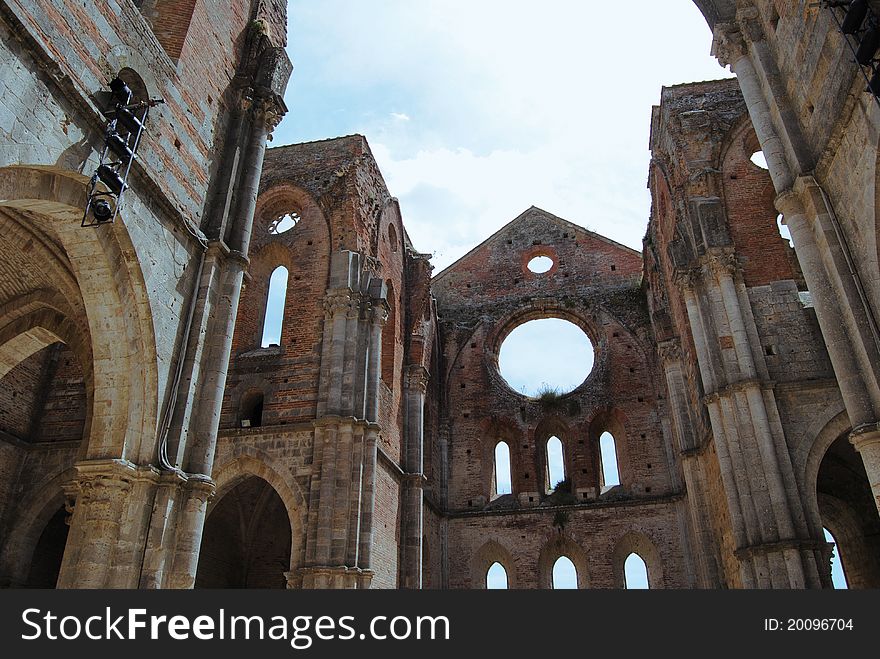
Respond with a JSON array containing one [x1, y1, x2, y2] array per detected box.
[[802, 408, 851, 537], [0, 166, 159, 464], [611, 530, 665, 589], [210, 451, 307, 580], [537, 535, 590, 589], [0, 468, 76, 587], [471, 540, 517, 589]]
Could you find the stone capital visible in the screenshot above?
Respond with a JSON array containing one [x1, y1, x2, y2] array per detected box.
[[850, 424, 880, 453], [405, 365, 430, 394], [673, 267, 699, 293], [711, 22, 749, 69], [701, 249, 738, 280], [774, 188, 804, 218], [323, 290, 354, 317], [657, 339, 682, 364]]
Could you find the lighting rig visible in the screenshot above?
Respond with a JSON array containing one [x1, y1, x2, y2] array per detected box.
[[82, 77, 164, 226], [822, 1, 880, 103]]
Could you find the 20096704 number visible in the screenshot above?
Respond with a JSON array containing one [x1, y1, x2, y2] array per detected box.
[[764, 619, 853, 631]]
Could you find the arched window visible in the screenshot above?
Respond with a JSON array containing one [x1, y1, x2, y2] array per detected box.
[[546, 436, 566, 492], [624, 553, 649, 589], [261, 266, 288, 347], [493, 441, 512, 498], [381, 281, 396, 386], [824, 528, 848, 589], [552, 555, 577, 589], [240, 391, 264, 428], [600, 431, 620, 490], [486, 562, 508, 589]]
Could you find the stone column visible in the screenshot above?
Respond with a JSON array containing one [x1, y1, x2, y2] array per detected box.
[[401, 365, 428, 588], [775, 189, 874, 425], [164, 476, 213, 589], [659, 340, 720, 588], [58, 460, 134, 589], [850, 426, 880, 516]]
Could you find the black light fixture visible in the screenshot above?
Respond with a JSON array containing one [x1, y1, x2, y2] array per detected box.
[[826, 0, 880, 105], [90, 198, 114, 223], [82, 77, 164, 227]]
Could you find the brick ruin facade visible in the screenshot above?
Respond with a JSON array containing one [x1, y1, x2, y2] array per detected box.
[[0, 1, 879, 589]]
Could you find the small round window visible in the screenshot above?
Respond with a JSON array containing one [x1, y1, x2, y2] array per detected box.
[[269, 212, 300, 235], [527, 255, 554, 274]]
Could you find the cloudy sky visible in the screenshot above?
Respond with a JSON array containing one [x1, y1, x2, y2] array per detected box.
[[270, 3, 848, 591], [276, 0, 731, 272]]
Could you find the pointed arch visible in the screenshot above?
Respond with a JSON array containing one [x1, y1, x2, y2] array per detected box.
[[611, 531, 664, 589], [210, 450, 307, 584], [537, 536, 589, 589], [0, 468, 76, 588], [471, 540, 517, 589]]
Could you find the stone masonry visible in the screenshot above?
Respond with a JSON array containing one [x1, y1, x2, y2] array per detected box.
[[0, 1, 878, 589]]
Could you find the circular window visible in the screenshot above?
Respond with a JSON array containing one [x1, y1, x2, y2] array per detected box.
[[527, 255, 554, 274], [498, 318, 594, 397], [269, 212, 300, 235]]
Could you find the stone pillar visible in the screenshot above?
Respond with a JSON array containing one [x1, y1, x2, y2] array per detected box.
[[164, 476, 213, 589], [850, 426, 880, 516], [658, 340, 720, 588], [58, 460, 135, 589], [401, 365, 428, 589], [358, 428, 378, 576], [675, 255, 820, 588], [775, 189, 874, 425], [712, 21, 793, 192]]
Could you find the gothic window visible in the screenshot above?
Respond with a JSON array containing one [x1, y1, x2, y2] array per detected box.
[[486, 562, 508, 589], [546, 435, 566, 492], [261, 266, 288, 347], [600, 431, 621, 490], [624, 553, 649, 589], [552, 555, 577, 589], [493, 441, 512, 498]]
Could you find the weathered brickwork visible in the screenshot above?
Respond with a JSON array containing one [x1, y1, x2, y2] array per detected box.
[[1, 0, 878, 590]]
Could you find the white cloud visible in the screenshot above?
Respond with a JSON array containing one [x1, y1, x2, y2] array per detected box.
[[282, 1, 731, 270]]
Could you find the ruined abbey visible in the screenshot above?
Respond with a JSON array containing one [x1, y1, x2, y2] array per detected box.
[[0, 1, 878, 589]]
